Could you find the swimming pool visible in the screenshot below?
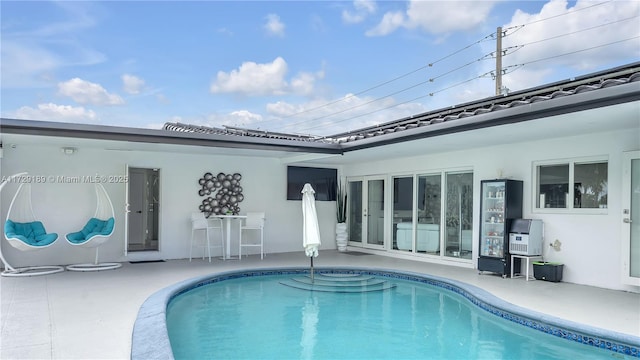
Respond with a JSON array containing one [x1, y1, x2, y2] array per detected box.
[[132, 268, 640, 359]]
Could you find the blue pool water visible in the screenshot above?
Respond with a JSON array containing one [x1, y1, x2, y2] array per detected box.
[[165, 271, 636, 359]]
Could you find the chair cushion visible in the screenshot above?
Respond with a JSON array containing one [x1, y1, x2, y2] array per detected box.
[[4, 220, 58, 247], [66, 217, 115, 244]]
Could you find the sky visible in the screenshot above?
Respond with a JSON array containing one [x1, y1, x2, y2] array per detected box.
[[1, 0, 639, 136]]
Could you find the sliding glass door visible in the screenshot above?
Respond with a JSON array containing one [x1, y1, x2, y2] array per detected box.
[[347, 171, 472, 258], [392, 172, 470, 257]]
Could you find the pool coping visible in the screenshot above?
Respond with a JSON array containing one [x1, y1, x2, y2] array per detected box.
[[130, 267, 640, 359]]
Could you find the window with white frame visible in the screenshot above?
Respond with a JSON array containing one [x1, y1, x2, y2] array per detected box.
[[535, 158, 608, 210]]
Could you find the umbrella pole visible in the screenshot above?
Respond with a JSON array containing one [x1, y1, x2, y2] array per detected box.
[[310, 256, 314, 282]]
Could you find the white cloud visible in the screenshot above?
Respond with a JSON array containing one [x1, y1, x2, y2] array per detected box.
[[122, 74, 145, 95], [342, 0, 377, 24], [367, 0, 496, 36], [365, 11, 405, 36], [205, 110, 264, 129], [211, 57, 288, 96], [12, 103, 98, 123], [290, 69, 326, 97], [229, 110, 263, 125], [58, 78, 124, 106], [406, 1, 495, 33], [264, 14, 285, 37], [499, 0, 640, 90], [355, 0, 376, 13], [210, 57, 323, 97]]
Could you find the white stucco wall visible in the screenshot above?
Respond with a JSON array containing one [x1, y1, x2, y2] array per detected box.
[[342, 128, 639, 292], [1, 127, 638, 293], [0, 145, 339, 268]]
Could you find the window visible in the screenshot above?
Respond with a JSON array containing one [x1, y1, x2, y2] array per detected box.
[[536, 158, 608, 211], [574, 162, 608, 208]]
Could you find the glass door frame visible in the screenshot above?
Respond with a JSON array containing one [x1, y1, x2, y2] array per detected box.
[[391, 173, 444, 256], [621, 150, 639, 286], [347, 175, 387, 250]]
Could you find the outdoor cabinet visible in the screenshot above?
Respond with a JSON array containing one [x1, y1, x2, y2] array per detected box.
[[478, 179, 523, 278]]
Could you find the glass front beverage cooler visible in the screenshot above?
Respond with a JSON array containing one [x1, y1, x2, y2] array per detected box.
[[478, 179, 523, 277]]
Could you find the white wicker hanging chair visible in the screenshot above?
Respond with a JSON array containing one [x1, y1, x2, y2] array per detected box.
[[65, 183, 121, 271], [1, 173, 64, 277]]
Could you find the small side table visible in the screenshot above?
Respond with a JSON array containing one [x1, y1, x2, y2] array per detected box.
[[511, 254, 543, 281]]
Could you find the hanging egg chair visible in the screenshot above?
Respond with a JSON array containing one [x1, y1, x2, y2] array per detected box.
[[65, 183, 120, 271], [1, 173, 64, 277]]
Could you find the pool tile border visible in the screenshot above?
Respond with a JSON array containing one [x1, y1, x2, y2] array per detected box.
[[132, 267, 640, 359]]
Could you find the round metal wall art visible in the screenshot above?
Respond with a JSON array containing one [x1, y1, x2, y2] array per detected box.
[[198, 172, 243, 216]]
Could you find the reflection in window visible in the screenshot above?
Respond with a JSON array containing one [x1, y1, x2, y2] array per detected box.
[[348, 181, 362, 243], [536, 160, 608, 210], [417, 175, 442, 254], [393, 177, 413, 251], [574, 162, 608, 208], [445, 172, 473, 259], [418, 175, 441, 226], [538, 164, 569, 208]]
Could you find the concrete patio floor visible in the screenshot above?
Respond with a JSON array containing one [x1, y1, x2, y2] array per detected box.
[[1, 250, 639, 359]]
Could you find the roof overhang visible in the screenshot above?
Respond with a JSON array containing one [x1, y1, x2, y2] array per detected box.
[[0, 119, 344, 155], [339, 80, 640, 152]]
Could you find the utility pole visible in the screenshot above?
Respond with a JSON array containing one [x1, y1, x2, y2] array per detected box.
[[495, 26, 503, 96]]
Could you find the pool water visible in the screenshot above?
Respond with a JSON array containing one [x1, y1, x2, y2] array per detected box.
[[166, 273, 625, 359]]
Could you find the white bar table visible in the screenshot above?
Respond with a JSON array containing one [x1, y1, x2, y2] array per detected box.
[[511, 254, 543, 281], [210, 214, 246, 260]]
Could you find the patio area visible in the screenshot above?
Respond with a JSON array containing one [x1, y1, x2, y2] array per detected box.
[[1, 250, 639, 359]]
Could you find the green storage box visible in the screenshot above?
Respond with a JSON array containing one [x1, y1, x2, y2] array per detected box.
[[533, 261, 564, 282]]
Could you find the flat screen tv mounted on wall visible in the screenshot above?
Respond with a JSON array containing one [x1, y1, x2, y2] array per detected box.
[[287, 166, 337, 201]]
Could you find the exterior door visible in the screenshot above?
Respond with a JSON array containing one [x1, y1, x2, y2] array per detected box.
[[445, 172, 474, 259], [348, 177, 386, 248], [622, 151, 640, 286], [127, 167, 160, 252]]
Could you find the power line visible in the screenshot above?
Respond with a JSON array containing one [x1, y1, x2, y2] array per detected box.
[[302, 75, 485, 133], [276, 64, 429, 121], [514, 15, 639, 48], [301, 36, 638, 134], [429, 32, 495, 66], [276, 44, 497, 131], [294, 50, 499, 126], [272, 31, 495, 131], [517, 36, 640, 67], [277, 0, 630, 134]]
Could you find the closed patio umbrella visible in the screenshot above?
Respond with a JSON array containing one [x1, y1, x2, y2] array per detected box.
[[301, 183, 321, 280]]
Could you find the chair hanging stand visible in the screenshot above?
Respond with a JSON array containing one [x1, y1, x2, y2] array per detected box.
[[65, 183, 121, 272], [1, 173, 64, 277]]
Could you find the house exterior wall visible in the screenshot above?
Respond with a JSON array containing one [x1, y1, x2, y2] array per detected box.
[[0, 145, 339, 268], [342, 128, 639, 293], [1, 127, 638, 293]]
